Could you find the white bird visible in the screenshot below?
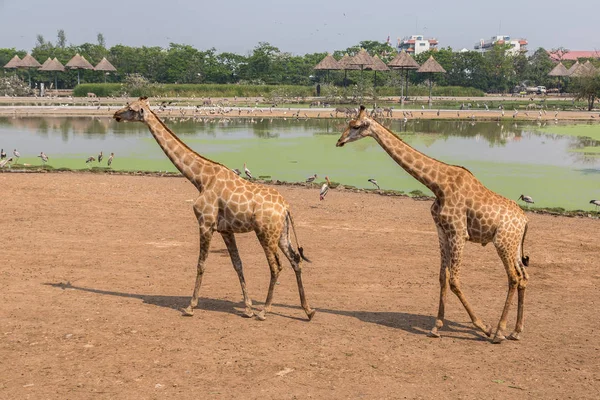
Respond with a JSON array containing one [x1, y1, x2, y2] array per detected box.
[[305, 174, 318, 183], [518, 194, 534, 205], [590, 199, 600, 211], [38, 151, 49, 164], [13, 149, 20, 163], [368, 178, 380, 190], [319, 176, 331, 201], [232, 168, 241, 176], [0, 157, 13, 168], [244, 163, 253, 179], [107, 152, 114, 167]]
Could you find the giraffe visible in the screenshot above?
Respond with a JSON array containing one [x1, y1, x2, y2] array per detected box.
[[336, 106, 530, 343], [113, 97, 315, 321]]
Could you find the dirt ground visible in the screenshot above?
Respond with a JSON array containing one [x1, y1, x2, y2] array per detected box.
[[1, 172, 599, 399]]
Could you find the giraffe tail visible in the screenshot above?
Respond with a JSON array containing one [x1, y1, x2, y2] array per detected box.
[[520, 223, 530, 267], [286, 211, 311, 263]]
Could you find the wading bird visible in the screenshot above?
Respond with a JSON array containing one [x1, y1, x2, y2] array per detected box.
[[38, 152, 49, 164], [244, 162, 253, 179], [0, 149, 6, 159], [232, 168, 241, 176], [0, 157, 13, 168], [368, 178, 380, 190], [98, 151, 103, 163], [86, 156, 96, 164], [590, 199, 600, 211], [13, 149, 20, 163], [518, 194, 534, 205], [319, 176, 331, 201], [107, 153, 114, 167], [305, 174, 317, 183]]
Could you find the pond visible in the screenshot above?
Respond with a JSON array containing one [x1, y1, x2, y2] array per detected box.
[[1, 116, 599, 211]]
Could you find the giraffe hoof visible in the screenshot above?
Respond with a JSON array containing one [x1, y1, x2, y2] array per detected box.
[[507, 332, 521, 341], [256, 310, 267, 321], [492, 334, 506, 344], [484, 325, 493, 337], [181, 307, 194, 317], [428, 330, 441, 338], [242, 309, 255, 318], [306, 309, 316, 321]]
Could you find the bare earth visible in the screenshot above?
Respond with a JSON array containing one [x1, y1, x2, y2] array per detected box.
[[1, 172, 599, 399]]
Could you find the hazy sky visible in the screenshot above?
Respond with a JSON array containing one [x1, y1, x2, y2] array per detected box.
[[1, 0, 598, 55]]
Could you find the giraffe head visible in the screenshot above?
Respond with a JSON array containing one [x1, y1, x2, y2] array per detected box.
[[336, 105, 373, 147], [113, 97, 151, 123]]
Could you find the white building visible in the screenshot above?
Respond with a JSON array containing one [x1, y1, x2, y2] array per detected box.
[[397, 35, 439, 55], [474, 35, 528, 55]]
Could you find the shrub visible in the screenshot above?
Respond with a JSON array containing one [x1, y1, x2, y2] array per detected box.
[[0, 75, 34, 96]]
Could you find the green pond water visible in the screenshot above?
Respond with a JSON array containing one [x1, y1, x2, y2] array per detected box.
[[1, 116, 599, 211]]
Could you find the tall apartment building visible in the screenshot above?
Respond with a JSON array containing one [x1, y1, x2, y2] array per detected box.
[[474, 35, 528, 55], [397, 35, 439, 55]]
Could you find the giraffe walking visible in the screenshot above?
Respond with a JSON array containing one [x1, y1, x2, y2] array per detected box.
[[336, 106, 529, 343], [113, 98, 314, 321]]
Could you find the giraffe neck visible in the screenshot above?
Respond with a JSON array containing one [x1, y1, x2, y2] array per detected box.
[[370, 122, 449, 197], [144, 109, 214, 190]]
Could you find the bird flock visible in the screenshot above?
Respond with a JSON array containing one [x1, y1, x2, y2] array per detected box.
[[0, 148, 115, 169]]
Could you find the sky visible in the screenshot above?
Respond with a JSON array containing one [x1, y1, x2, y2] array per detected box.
[[0, 0, 599, 56]]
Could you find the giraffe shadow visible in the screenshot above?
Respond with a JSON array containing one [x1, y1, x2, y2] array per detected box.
[[43, 282, 484, 340]]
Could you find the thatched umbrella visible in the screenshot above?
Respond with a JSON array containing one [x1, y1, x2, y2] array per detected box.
[[417, 56, 446, 107], [349, 48, 374, 78], [370, 55, 390, 87], [3, 55, 22, 69], [337, 53, 360, 87], [19, 53, 42, 87], [94, 57, 117, 83], [548, 62, 569, 93], [66, 53, 95, 85], [566, 61, 581, 76], [313, 53, 341, 83], [388, 51, 420, 103], [39, 57, 65, 91]]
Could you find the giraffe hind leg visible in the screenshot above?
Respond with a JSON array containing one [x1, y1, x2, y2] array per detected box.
[[256, 233, 283, 321], [221, 232, 254, 318], [278, 234, 315, 320], [492, 244, 521, 344]]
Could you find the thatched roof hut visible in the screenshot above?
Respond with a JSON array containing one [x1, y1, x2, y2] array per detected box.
[[3, 55, 22, 69], [94, 57, 117, 72], [350, 49, 374, 69], [19, 53, 42, 68], [66, 54, 94, 70], [548, 62, 569, 77], [338, 54, 360, 70], [566, 61, 580, 76], [313, 54, 341, 71], [40, 58, 65, 72], [417, 56, 446, 73], [370, 55, 390, 71], [40, 57, 53, 69], [387, 51, 420, 70]]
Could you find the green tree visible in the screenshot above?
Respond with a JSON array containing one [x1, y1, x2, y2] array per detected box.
[[571, 72, 600, 111], [57, 29, 67, 48]]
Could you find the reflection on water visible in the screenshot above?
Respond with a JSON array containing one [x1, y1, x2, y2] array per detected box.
[[1, 116, 599, 209]]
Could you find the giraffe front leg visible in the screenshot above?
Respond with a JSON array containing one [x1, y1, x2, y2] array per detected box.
[[221, 232, 254, 318], [182, 226, 214, 317]]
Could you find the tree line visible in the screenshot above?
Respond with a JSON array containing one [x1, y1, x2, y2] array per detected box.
[[0, 30, 599, 97]]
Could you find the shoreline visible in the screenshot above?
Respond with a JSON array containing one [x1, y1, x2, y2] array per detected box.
[[1, 166, 598, 218]]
